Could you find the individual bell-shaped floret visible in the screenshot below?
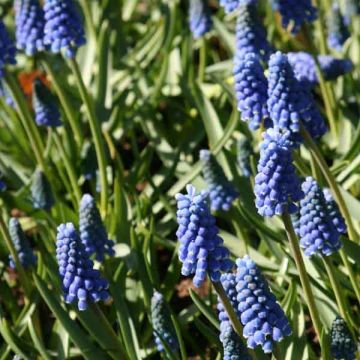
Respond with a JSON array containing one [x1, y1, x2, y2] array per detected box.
[[330, 316, 357, 360], [56, 223, 110, 311], [43, 0, 86, 58], [220, 0, 258, 14], [199, 150, 239, 211], [0, 20, 16, 77], [175, 184, 233, 287], [9, 218, 37, 269], [327, 4, 350, 51], [151, 291, 179, 353], [189, 0, 212, 39], [79, 194, 115, 262], [31, 169, 55, 210], [237, 136, 253, 178], [254, 127, 304, 217]]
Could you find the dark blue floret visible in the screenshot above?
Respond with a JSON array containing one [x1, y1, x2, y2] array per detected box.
[[43, 0, 86, 58], [8, 218, 37, 269], [31, 169, 55, 210], [220, 0, 258, 13], [189, 0, 212, 39], [15, 0, 46, 56], [0, 179, 6, 191], [199, 150, 239, 211], [330, 316, 357, 360], [237, 136, 253, 178], [327, 4, 350, 51], [296, 177, 343, 257], [267, 51, 326, 141], [151, 291, 179, 353], [270, 0, 317, 34], [323, 188, 347, 235], [235, 256, 292, 353], [0, 20, 16, 77], [32, 78, 62, 127], [254, 127, 303, 217], [235, 4, 273, 62], [175, 184, 233, 287], [56, 223, 110, 311], [79, 194, 115, 262], [234, 52, 269, 130]]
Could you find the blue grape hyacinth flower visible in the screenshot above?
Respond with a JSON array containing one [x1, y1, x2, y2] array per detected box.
[[323, 188, 347, 235], [31, 169, 55, 210], [199, 150, 239, 212], [0, 20, 16, 77], [175, 184, 233, 287], [267, 51, 326, 141], [237, 136, 253, 178], [270, 0, 317, 34], [151, 291, 179, 353], [327, 4, 350, 51], [254, 127, 304, 217], [43, 0, 86, 58], [79, 194, 115, 262], [15, 0, 46, 56], [189, 0, 212, 39], [56, 223, 110, 311], [9, 218, 37, 269], [236, 256, 292, 353], [330, 316, 357, 360], [295, 177, 343, 257], [32, 78, 62, 127], [234, 52, 269, 130], [220, 0, 258, 14]]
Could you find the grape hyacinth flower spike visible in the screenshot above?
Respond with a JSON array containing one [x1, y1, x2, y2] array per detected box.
[[32, 78, 62, 127], [15, 0, 46, 56], [295, 177, 343, 257], [188, 0, 212, 39], [327, 4, 350, 51], [330, 316, 357, 360], [151, 291, 179, 353], [56, 223, 110, 311], [175, 184, 233, 287], [254, 127, 304, 217], [237, 136, 253, 178], [0, 20, 16, 77], [220, 0, 258, 14], [43, 0, 86, 58], [199, 150, 239, 211], [79, 194, 115, 262], [31, 169, 55, 210], [233, 52, 269, 130], [9, 218, 37, 269]]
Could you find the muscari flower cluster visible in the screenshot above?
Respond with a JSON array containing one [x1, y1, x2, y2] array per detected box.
[[188, 0, 212, 39], [56, 223, 110, 311], [267, 51, 326, 141], [219, 0, 258, 14], [270, 0, 317, 34], [254, 127, 303, 217], [237, 136, 253, 178], [199, 150, 239, 211], [330, 316, 357, 360], [9, 218, 37, 269], [233, 52, 269, 130], [287, 52, 353, 87], [31, 169, 55, 210], [294, 177, 343, 257], [15, 0, 46, 56], [151, 291, 179, 353], [79, 194, 115, 262], [44, 0, 86, 58], [175, 184, 233, 287], [327, 4, 350, 51], [235, 3, 273, 62], [0, 20, 16, 77], [32, 78, 62, 127]]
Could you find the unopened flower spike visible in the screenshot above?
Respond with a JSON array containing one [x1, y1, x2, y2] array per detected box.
[[0, 20, 16, 77], [270, 0, 317, 34], [233, 53, 269, 130], [220, 0, 258, 14], [9, 218, 37, 269], [254, 127, 303, 217], [327, 4, 350, 51], [15, 0, 46, 56], [151, 291, 179, 353], [199, 150, 239, 212], [330, 316, 357, 360], [43, 0, 86, 58], [295, 177, 343, 257], [56, 223, 110, 311], [189, 0, 212, 39], [31, 169, 55, 210], [79, 194, 115, 262], [32, 78, 62, 127], [237, 136, 253, 178], [175, 184, 233, 287]]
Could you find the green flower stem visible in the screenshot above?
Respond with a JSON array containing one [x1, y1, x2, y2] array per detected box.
[[300, 124, 359, 243], [68, 58, 109, 216], [281, 211, 323, 342], [198, 38, 206, 83], [339, 249, 360, 304]]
